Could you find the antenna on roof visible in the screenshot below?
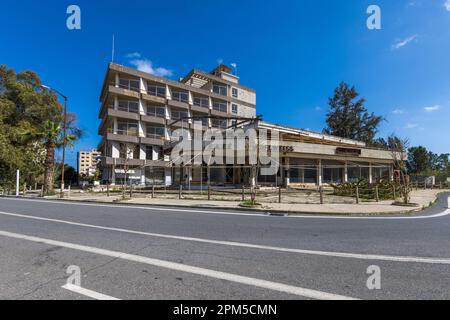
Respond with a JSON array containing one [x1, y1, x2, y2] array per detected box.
[[111, 34, 115, 63]]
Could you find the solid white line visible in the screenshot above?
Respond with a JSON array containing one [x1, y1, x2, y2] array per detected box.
[[0, 230, 356, 300], [1, 210, 449, 265], [62, 283, 120, 300], [1, 196, 449, 219]]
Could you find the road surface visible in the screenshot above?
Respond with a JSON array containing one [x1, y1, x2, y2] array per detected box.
[[0, 194, 449, 300]]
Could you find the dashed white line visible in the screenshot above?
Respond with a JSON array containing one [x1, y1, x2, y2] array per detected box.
[[1, 210, 450, 264], [0, 230, 357, 300], [62, 283, 120, 300]]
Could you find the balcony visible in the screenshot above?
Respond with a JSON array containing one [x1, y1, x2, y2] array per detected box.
[[106, 129, 139, 144], [141, 114, 166, 125], [140, 135, 165, 146], [103, 156, 145, 167], [106, 108, 140, 121], [141, 92, 166, 105], [211, 101, 228, 117], [108, 84, 140, 99]]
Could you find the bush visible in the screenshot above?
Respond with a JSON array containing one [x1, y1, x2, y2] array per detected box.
[[331, 179, 399, 200]]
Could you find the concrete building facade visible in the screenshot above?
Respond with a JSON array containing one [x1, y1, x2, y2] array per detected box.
[[77, 150, 101, 177], [97, 62, 395, 187]]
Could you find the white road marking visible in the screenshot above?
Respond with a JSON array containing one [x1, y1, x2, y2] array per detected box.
[[0, 230, 356, 300], [1, 196, 449, 219], [62, 283, 120, 300], [1, 210, 450, 265]]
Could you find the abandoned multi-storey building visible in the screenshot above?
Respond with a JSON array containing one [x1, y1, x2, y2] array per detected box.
[[98, 62, 395, 187]]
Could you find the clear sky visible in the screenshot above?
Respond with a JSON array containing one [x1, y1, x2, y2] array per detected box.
[[1, 0, 449, 167]]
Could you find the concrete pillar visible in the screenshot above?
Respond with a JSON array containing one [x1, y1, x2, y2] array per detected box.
[[369, 163, 373, 184], [139, 145, 146, 160], [138, 121, 145, 138], [114, 95, 119, 109], [285, 158, 290, 186], [139, 99, 146, 115], [317, 159, 322, 186], [140, 77, 146, 94], [165, 168, 172, 186], [344, 161, 348, 183], [141, 167, 146, 185], [115, 73, 119, 87]]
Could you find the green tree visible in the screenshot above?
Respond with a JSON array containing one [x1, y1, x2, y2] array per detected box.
[[33, 120, 79, 194], [0, 64, 82, 194], [407, 146, 430, 174], [0, 65, 61, 189], [324, 82, 384, 144]]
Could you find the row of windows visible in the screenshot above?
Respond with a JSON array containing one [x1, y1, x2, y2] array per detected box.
[[116, 100, 239, 115], [118, 78, 240, 101], [117, 144, 161, 161], [114, 119, 230, 137]]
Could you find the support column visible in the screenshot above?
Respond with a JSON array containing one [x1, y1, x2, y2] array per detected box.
[[317, 159, 322, 186], [369, 163, 373, 184], [284, 158, 290, 187], [344, 161, 348, 183], [115, 73, 120, 87]]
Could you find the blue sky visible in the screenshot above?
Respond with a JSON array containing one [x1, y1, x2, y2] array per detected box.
[[1, 0, 449, 167]]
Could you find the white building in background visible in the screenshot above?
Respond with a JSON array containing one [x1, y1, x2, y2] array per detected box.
[[77, 150, 101, 177]]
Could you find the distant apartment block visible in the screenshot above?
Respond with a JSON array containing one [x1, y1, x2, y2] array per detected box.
[[77, 150, 101, 177]]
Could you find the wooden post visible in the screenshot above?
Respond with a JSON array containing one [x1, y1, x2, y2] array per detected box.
[[152, 185, 155, 199], [375, 185, 379, 202], [242, 185, 245, 201], [355, 186, 360, 204], [319, 186, 324, 205], [278, 186, 282, 203], [23, 184, 26, 197], [393, 185, 396, 200]]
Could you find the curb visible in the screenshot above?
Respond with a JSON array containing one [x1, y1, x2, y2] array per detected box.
[[2, 194, 439, 217]]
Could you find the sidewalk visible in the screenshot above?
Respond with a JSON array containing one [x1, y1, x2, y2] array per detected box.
[[52, 189, 449, 216]]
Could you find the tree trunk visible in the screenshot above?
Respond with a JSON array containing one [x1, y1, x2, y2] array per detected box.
[[44, 142, 55, 195]]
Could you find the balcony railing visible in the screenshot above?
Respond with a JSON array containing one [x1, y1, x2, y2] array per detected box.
[[212, 102, 227, 113], [193, 97, 210, 108], [107, 128, 139, 136], [117, 104, 139, 113], [146, 107, 166, 118], [171, 91, 189, 103], [116, 80, 140, 92], [147, 85, 167, 98]]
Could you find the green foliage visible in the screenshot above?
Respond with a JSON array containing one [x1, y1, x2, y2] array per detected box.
[[324, 82, 384, 144], [331, 179, 399, 200], [407, 146, 450, 176], [0, 64, 81, 192]]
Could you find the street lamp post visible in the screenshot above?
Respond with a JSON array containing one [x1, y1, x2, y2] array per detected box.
[[42, 85, 68, 199]]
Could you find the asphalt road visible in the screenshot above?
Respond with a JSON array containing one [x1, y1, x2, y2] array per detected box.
[[0, 194, 449, 300]]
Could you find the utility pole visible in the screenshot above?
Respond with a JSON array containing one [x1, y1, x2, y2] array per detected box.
[[41, 85, 68, 199]]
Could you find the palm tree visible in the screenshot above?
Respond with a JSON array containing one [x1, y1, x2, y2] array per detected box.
[[37, 116, 80, 194]]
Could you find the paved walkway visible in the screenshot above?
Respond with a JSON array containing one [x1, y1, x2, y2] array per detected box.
[[55, 189, 449, 215]]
